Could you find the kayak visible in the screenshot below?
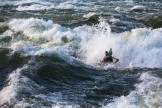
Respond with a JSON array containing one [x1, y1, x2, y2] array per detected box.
[[95, 56, 119, 67]]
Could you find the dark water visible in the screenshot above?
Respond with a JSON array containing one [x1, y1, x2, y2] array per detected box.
[[0, 0, 162, 108], [0, 48, 142, 107]]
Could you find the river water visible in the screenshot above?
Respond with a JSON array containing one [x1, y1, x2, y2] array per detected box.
[[0, 0, 162, 108]]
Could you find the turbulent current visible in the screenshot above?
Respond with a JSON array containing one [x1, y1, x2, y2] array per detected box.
[[0, 0, 162, 108]]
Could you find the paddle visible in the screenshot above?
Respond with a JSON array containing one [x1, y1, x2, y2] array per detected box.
[[112, 56, 119, 63], [95, 56, 119, 66]]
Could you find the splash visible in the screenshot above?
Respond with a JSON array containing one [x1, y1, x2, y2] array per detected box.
[[4, 18, 162, 68]]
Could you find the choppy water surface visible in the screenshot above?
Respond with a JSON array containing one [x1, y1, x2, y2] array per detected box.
[[0, 0, 162, 108]]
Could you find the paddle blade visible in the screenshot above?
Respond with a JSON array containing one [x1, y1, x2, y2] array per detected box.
[[114, 59, 119, 63]]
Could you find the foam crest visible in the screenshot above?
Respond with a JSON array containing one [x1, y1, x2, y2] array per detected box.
[[7, 18, 162, 68], [123, 28, 162, 68], [9, 18, 77, 43], [79, 19, 112, 64], [10, 41, 40, 54], [131, 5, 145, 10], [11, 0, 78, 10], [83, 12, 97, 18], [17, 4, 53, 11], [52, 105, 80, 108], [32, 93, 80, 108], [10, 41, 89, 68], [55, 0, 90, 10], [81, 25, 162, 68], [103, 72, 162, 108], [57, 1, 76, 9], [0, 0, 90, 11], [8, 18, 78, 58], [16, 0, 54, 11], [0, 65, 29, 106], [9, 18, 53, 40], [10, 41, 61, 57], [14, 0, 40, 5]]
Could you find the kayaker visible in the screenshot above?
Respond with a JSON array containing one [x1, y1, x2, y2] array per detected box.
[[105, 48, 112, 56], [104, 48, 113, 62]]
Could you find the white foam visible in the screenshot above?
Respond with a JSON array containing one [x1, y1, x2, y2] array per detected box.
[[52, 105, 80, 108], [110, 18, 120, 23], [10, 41, 40, 54], [55, 0, 91, 10], [8, 18, 77, 43], [33, 93, 80, 108], [0, 0, 91, 11], [0, 0, 55, 11], [15, 0, 55, 11], [7, 18, 162, 68], [109, 0, 134, 6], [57, 1, 76, 9], [16, 4, 54, 11], [115, 7, 121, 11], [80, 26, 162, 68], [131, 5, 145, 10], [0, 65, 29, 106], [9, 18, 53, 40], [9, 40, 87, 68], [14, 0, 51, 6], [0, 62, 70, 107], [103, 72, 162, 108], [83, 12, 97, 18]]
